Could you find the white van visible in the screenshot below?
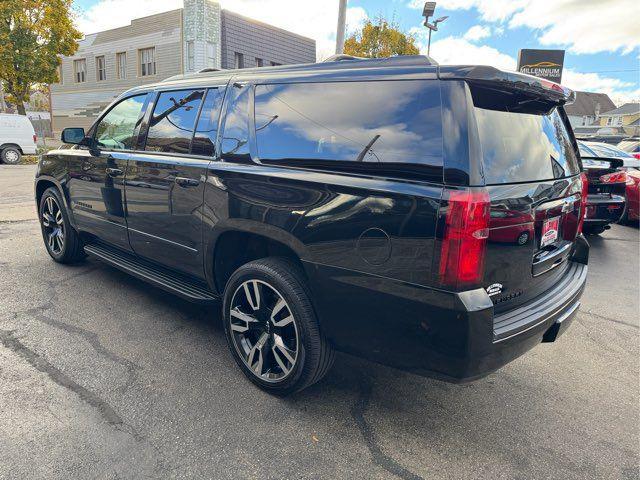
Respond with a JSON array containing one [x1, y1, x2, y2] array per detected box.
[[0, 114, 37, 164]]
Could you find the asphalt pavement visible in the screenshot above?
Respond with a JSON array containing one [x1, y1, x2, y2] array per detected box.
[[0, 164, 638, 479]]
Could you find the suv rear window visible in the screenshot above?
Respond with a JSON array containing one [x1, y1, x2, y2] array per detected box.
[[475, 107, 580, 184]]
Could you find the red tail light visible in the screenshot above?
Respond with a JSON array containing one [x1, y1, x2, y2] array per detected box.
[[439, 188, 490, 289], [599, 171, 627, 184], [33, 134, 37, 143], [578, 172, 589, 234], [633, 153, 640, 160]]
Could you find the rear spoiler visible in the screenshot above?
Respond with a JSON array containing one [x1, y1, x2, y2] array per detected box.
[[438, 65, 575, 106], [580, 156, 624, 169]]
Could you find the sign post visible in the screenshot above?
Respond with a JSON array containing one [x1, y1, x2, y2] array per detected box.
[[517, 49, 565, 83]]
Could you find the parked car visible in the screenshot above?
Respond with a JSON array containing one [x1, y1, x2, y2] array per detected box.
[[577, 141, 626, 234], [617, 138, 640, 159], [34, 57, 589, 394], [581, 141, 640, 223], [0, 113, 37, 164]]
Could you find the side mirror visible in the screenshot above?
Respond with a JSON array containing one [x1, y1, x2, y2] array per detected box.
[[61, 127, 86, 145]]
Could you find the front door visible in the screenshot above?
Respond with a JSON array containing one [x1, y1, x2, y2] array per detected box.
[[124, 87, 225, 278], [67, 94, 149, 252]]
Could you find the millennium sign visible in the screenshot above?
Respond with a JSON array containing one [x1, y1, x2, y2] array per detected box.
[[517, 49, 565, 83]]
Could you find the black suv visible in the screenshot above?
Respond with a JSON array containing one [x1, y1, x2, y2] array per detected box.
[[35, 56, 589, 394]]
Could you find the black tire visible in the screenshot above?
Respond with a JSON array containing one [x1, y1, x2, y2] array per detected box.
[[39, 187, 85, 263], [1, 146, 22, 165], [583, 225, 605, 235], [222, 257, 334, 395]]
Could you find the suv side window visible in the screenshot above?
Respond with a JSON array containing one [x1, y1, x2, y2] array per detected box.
[[145, 89, 205, 154], [94, 94, 147, 150], [220, 85, 251, 161], [254, 80, 443, 170], [192, 87, 226, 157]]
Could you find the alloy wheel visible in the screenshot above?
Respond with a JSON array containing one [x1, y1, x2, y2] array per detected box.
[[41, 196, 65, 255], [229, 279, 299, 382]]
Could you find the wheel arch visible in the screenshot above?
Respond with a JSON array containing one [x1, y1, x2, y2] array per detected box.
[[207, 224, 309, 295], [1, 143, 23, 154], [35, 176, 77, 229]]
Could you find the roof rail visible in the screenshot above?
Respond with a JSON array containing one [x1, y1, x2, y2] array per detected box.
[[198, 67, 221, 73], [323, 54, 365, 63]]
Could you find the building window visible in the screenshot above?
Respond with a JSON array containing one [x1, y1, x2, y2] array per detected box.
[[116, 52, 127, 79], [234, 52, 244, 69], [206, 42, 215, 68], [74, 59, 86, 83], [606, 117, 613, 126], [139, 47, 156, 76], [96, 56, 106, 81], [186, 41, 195, 71], [255, 57, 264, 67]]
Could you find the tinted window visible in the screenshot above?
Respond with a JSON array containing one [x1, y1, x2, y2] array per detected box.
[[254, 81, 442, 168], [220, 85, 251, 160], [192, 87, 225, 157], [475, 107, 580, 184], [145, 89, 204, 154], [94, 95, 147, 150]]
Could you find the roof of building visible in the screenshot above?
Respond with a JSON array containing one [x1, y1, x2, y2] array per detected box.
[[600, 102, 640, 116], [564, 91, 616, 117]]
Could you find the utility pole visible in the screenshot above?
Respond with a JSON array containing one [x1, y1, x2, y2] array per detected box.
[[335, 0, 347, 54]]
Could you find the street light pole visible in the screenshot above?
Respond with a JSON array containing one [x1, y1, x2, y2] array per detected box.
[[422, 2, 448, 57], [336, 0, 347, 54]]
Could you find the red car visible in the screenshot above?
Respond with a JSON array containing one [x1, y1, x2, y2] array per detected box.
[[583, 141, 640, 223]]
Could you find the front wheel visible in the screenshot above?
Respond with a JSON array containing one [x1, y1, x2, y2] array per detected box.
[[223, 258, 334, 395], [39, 187, 85, 263]]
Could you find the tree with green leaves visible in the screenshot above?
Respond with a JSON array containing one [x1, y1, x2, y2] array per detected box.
[[344, 17, 420, 59], [0, 0, 81, 115]]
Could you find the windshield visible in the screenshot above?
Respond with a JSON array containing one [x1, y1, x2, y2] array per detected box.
[[587, 143, 634, 159]]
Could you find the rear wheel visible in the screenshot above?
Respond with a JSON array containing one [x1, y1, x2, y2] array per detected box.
[[39, 187, 85, 263], [583, 225, 605, 235], [1, 146, 22, 165], [222, 257, 334, 395]]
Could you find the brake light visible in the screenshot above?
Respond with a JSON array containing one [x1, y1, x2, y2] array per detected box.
[[599, 171, 627, 184], [33, 134, 37, 144], [578, 172, 588, 234], [439, 188, 490, 289], [633, 153, 640, 160]]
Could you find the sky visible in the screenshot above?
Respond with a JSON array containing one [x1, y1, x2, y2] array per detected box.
[[72, 0, 639, 105]]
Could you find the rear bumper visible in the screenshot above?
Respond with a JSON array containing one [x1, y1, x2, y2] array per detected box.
[[409, 260, 587, 383], [585, 194, 625, 225], [307, 236, 589, 383]]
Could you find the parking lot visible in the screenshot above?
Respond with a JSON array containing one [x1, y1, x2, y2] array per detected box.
[[0, 164, 638, 479]]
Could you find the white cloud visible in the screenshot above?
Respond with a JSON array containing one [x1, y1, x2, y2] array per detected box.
[[463, 25, 491, 42], [562, 69, 639, 104], [75, 0, 369, 61], [408, 0, 640, 55], [410, 31, 516, 70]]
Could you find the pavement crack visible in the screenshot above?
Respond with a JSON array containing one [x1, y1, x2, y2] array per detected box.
[[351, 379, 424, 480], [580, 310, 639, 329], [0, 329, 124, 426]]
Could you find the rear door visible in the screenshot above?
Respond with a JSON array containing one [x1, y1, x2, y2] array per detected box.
[[125, 87, 224, 278], [470, 89, 583, 310]]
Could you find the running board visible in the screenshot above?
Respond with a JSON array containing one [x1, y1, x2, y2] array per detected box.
[[84, 243, 219, 304]]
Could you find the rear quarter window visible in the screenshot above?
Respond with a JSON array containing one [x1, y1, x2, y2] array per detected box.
[[254, 80, 443, 180], [475, 107, 580, 184]]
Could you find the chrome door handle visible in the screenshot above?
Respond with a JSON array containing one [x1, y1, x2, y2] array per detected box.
[[175, 177, 200, 188], [106, 167, 123, 177]]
